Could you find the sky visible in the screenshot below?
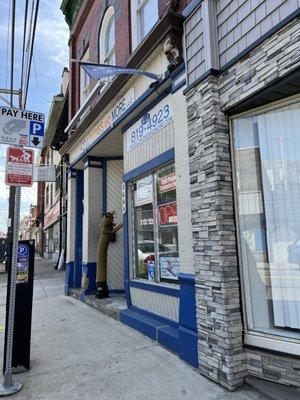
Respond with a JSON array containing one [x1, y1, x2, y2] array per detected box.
[[0, 0, 69, 233]]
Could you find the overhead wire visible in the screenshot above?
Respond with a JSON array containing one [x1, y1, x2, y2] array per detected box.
[[23, 0, 40, 108], [22, 0, 35, 100], [20, 0, 29, 97], [4, 0, 12, 101]]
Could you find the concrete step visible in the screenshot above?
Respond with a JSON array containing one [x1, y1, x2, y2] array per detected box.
[[246, 376, 300, 400]]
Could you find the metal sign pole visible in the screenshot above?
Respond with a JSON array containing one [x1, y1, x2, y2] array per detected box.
[[0, 186, 22, 396]]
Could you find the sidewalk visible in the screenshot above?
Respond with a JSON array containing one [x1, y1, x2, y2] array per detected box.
[[0, 258, 272, 400]]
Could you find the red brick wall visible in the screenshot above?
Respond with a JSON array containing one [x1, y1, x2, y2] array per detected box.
[[69, 0, 191, 118]]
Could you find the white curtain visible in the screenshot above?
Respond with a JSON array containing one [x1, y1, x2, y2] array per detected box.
[[257, 104, 300, 329]]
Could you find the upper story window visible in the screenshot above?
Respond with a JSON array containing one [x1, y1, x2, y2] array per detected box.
[[99, 7, 115, 65], [80, 48, 90, 105], [131, 0, 158, 50]]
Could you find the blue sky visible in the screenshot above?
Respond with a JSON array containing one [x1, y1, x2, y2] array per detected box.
[[0, 0, 69, 233]]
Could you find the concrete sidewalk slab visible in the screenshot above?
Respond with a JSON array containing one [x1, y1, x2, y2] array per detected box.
[[0, 295, 269, 400]]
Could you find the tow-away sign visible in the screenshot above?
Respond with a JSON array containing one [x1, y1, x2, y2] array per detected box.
[[5, 147, 34, 187], [0, 107, 45, 148]]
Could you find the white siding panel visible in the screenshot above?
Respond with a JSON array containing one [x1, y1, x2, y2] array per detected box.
[[130, 286, 179, 321], [173, 89, 194, 275], [107, 160, 124, 290], [124, 122, 174, 173]]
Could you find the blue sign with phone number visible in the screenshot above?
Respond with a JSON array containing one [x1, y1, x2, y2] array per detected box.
[[126, 101, 173, 151]]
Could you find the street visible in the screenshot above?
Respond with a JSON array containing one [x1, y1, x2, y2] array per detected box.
[[0, 257, 271, 400]]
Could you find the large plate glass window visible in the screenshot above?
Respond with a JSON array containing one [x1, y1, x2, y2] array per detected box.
[[132, 163, 179, 283], [232, 101, 300, 341]]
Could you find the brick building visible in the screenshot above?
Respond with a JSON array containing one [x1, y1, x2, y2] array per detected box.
[[60, 0, 300, 391]]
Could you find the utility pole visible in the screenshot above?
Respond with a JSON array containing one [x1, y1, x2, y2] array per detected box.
[[0, 0, 23, 395]]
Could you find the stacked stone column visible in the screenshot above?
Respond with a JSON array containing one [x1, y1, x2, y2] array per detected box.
[[186, 75, 246, 390]]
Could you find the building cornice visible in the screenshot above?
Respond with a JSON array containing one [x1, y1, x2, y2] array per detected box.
[[60, 10, 183, 156], [60, 0, 83, 28]]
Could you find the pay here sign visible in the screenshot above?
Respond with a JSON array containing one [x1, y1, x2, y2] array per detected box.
[[5, 147, 34, 187]]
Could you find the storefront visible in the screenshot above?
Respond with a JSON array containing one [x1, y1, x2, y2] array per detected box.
[[231, 97, 300, 354], [120, 74, 199, 368], [63, 48, 199, 365], [44, 201, 60, 262]]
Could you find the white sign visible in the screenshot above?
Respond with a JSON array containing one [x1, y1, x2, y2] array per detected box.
[[5, 146, 34, 187], [0, 107, 45, 148], [126, 96, 173, 151], [69, 88, 135, 164], [33, 165, 56, 182], [160, 257, 180, 280], [134, 176, 153, 206]]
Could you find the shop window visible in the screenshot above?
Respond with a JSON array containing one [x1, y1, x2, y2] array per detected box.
[[132, 163, 179, 283], [131, 0, 158, 50], [80, 48, 90, 106], [55, 165, 61, 192], [232, 100, 300, 342], [45, 185, 49, 208], [99, 6, 115, 65]]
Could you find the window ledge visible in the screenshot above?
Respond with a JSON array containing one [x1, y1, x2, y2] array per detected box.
[[130, 279, 180, 297], [245, 332, 300, 357]]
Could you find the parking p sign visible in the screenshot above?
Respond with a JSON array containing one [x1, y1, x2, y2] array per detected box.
[[0, 107, 45, 148]]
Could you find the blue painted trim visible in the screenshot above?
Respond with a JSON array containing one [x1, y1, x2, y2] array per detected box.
[[64, 261, 74, 295], [170, 63, 185, 80], [123, 182, 131, 308], [179, 326, 199, 368], [123, 148, 175, 182], [158, 326, 179, 354], [129, 280, 179, 298], [131, 305, 178, 328], [178, 273, 199, 368], [122, 86, 172, 133], [182, 0, 203, 19], [102, 159, 107, 213], [178, 273, 197, 332], [74, 170, 83, 288], [81, 262, 97, 294], [172, 79, 186, 94]]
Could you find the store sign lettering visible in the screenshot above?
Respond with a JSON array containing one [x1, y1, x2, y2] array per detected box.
[[125, 96, 173, 152], [70, 88, 135, 163], [158, 201, 177, 226], [159, 173, 176, 194]]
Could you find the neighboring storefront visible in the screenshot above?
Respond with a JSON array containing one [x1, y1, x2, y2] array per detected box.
[[183, 0, 300, 391], [43, 200, 60, 262]]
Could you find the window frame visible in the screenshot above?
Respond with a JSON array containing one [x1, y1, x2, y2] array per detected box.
[[230, 94, 300, 356], [130, 162, 179, 285], [99, 6, 116, 65], [80, 48, 90, 106], [131, 0, 158, 50]]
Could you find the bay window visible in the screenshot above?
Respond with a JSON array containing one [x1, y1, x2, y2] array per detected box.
[[232, 99, 300, 344], [132, 164, 180, 283]]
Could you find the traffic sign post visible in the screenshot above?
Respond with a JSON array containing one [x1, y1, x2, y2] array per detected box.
[[0, 107, 41, 396], [0, 107, 45, 148], [0, 186, 22, 396]]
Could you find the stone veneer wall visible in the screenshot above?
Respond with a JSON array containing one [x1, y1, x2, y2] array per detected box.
[[185, 17, 300, 390], [186, 75, 245, 390], [247, 350, 300, 387]]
